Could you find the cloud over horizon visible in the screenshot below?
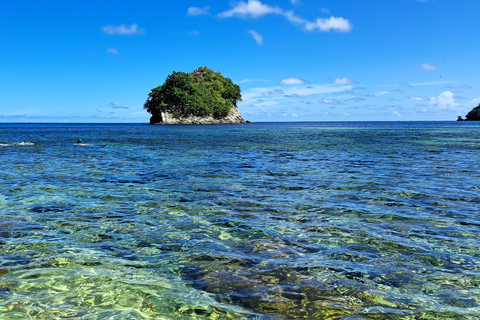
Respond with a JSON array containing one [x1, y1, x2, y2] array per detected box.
[[241, 82, 354, 105], [279, 77, 307, 85], [332, 77, 357, 85]]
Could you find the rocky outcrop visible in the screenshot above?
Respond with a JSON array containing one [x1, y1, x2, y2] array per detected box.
[[465, 104, 480, 121], [150, 105, 247, 125]]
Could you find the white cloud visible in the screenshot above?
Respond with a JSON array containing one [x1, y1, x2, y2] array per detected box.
[[188, 6, 210, 16], [284, 11, 351, 32], [251, 100, 279, 107], [421, 63, 440, 70], [218, 0, 282, 18], [219, 0, 352, 33], [409, 95, 429, 101], [279, 77, 306, 85], [332, 77, 357, 85], [321, 98, 335, 104], [375, 91, 390, 96], [248, 30, 264, 45], [430, 91, 457, 109], [306, 16, 352, 32], [235, 78, 257, 84], [320, 98, 343, 105], [106, 47, 120, 55], [102, 23, 145, 35]]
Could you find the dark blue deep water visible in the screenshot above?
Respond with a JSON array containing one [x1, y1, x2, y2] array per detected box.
[[1, 122, 480, 319]]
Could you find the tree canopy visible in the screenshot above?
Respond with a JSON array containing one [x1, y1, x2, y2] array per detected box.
[[144, 67, 242, 123]]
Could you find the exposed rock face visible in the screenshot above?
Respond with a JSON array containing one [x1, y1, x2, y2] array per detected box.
[[150, 105, 247, 125]]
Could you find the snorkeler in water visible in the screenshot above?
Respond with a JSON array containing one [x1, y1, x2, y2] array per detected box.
[[76, 139, 86, 145]]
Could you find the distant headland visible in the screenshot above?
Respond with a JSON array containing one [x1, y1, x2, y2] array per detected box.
[[144, 66, 249, 125], [457, 103, 480, 121]]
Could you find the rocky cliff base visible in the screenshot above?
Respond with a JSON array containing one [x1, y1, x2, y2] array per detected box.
[[150, 105, 248, 125]]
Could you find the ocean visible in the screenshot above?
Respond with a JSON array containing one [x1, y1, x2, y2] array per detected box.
[[1, 122, 479, 319]]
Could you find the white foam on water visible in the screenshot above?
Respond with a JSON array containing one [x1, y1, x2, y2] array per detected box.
[[0, 142, 35, 146]]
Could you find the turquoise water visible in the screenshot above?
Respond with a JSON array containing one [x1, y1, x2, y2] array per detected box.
[[1, 122, 480, 319]]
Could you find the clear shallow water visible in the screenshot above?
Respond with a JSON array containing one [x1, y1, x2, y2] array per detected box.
[[1, 121, 480, 319]]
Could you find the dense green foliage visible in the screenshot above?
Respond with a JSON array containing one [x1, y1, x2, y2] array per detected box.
[[465, 103, 480, 121], [144, 67, 242, 122]]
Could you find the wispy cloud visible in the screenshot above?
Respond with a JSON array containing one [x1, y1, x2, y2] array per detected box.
[[375, 91, 390, 96], [248, 30, 264, 45], [102, 23, 145, 35], [388, 80, 452, 87], [320, 8, 330, 14], [188, 6, 210, 16], [409, 95, 429, 101], [348, 96, 366, 102], [218, 0, 352, 33], [251, 100, 279, 107], [279, 77, 306, 85], [421, 63, 440, 70], [107, 102, 129, 109], [320, 98, 344, 105], [242, 83, 353, 102], [284, 11, 351, 32], [106, 47, 120, 55], [331, 77, 357, 85]]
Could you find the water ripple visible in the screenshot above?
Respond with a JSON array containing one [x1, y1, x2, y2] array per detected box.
[[1, 122, 480, 319]]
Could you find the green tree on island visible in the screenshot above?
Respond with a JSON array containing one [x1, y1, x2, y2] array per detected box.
[[144, 67, 242, 124]]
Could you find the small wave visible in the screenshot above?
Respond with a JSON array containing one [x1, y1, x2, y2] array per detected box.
[[0, 142, 35, 146]]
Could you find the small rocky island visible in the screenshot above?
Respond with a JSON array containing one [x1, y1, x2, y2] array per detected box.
[[457, 103, 480, 121], [144, 67, 248, 125]]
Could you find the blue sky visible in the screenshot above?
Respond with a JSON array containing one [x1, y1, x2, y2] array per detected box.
[[1, 0, 479, 122]]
